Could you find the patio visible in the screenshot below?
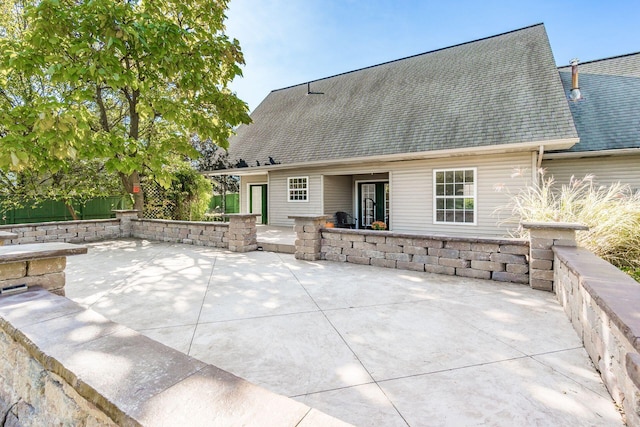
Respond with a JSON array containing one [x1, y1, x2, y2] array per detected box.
[[64, 239, 622, 426]]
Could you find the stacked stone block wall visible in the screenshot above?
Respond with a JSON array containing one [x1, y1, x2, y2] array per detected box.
[[0, 243, 87, 297], [554, 246, 640, 427], [0, 220, 121, 245], [522, 222, 588, 291], [130, 219, 229, 248], [226, 214, 259, 252], [0, 215, 261, 253], [321, 229, 529, 284], [290, 215, 332, 261], [0, 257, 66, 296], [0, 231, 16, 246]]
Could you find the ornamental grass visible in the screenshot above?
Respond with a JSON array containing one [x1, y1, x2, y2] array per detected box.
[[502, 171, 640, 269]]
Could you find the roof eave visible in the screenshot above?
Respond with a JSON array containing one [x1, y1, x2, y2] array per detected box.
[[543, 147, 640, 160], [204, 138, 578, 176]]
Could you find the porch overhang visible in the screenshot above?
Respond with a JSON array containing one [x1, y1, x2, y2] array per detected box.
[[202, 137, 579, 176]]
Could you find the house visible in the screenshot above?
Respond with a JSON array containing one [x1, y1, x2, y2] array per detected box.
[[542, 53, 640, 188], [212, 24, 582, 237]]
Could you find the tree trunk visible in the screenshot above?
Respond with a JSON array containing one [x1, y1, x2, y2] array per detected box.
[[64, 202, 79, 220], [221, 179, 227, 213], [120, 171, 144, 218]]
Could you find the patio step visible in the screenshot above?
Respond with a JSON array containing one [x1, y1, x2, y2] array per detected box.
[[257, 241, 295, 254]]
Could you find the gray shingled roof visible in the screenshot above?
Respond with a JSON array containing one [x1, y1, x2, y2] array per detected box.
[[555, 53, 640, 153], [227, 24, 577, 169]]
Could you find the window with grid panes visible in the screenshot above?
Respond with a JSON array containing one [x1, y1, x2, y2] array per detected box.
[[434, 168, 476, 224], [287, 177, 308, 202]]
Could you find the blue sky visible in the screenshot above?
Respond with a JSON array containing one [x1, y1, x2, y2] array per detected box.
[[225, 0, 640, 112]]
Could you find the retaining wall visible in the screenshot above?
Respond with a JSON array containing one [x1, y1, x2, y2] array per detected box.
[[0, 220, 121, 245], [130, 219, 229, 248], [0, 214, 259, 253], [554, 246, 640, 427], [321, 228, 530, 284]]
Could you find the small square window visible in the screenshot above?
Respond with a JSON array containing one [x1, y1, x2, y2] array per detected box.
[[288, 177, 308, 202]]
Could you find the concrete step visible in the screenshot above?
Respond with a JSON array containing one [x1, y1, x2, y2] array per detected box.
[[257, 241, 295, 254]]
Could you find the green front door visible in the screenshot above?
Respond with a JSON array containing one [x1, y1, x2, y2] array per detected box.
[[358, 182, 389, 228]]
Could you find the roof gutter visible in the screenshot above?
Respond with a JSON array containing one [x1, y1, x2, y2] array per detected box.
[[543, 147, 640, 160], [203, 137, 579, 176]]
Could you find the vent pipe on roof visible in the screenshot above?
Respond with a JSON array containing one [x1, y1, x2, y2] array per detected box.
[[306, 82, 323, 95], [569, 58, 582, 101]]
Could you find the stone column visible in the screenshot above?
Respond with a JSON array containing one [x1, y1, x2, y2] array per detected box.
[[225, 214, 259, 252], [289, 215, 332, 261], [521, 221, 588, 291], [113, 210, 140, 238]]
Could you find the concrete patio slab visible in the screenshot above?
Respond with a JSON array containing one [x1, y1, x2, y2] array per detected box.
[[64, 239, 623, 427]]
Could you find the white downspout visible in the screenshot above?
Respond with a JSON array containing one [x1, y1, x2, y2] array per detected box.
[[537, 145, 545, 170]]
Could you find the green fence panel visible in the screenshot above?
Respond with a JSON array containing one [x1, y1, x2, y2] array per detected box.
[[0, 196, 129, 225], [209, 193, 239, 213], [80, 196, 127, 220], [3, 199, 72, 224], [226, 193, 239, 213]]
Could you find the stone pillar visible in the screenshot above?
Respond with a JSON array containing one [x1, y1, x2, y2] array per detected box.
[[113, 210, 139, 238], [226, 214, 259, 252], [289, 215, 332, 261], [0, 231, 18, 246], [521, 221, 589, 291]]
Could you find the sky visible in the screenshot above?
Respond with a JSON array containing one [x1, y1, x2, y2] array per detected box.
[[224, 0, 640, 112]]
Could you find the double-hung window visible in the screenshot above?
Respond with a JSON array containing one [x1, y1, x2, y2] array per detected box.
[[434, 168, 476, 224], [288, 177, 308, 202]]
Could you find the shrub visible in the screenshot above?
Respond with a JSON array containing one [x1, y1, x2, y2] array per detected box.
[[142, 162, 212, 221], [500, 171, 640, 268]]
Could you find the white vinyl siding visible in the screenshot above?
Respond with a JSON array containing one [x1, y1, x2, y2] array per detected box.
[[245, 151, 533, 234], [269, 170, 323, 226], [323, 175, 353, 217], [239, 174, 268, 214], [542, 154, 640, 191], [391, 152, 533, 236]]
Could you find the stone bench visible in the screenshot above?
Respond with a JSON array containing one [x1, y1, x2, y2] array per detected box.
[[0, 242, 87, 296], [0, 231, 17, 246]]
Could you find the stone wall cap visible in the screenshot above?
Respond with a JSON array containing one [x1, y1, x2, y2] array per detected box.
[[0, 242, 87, 264], [521, 221, 589, 231], [133, 218, 229, 227], [0, 219, 119, 229], [224, 213, 261, 218], [288, 215, 333, 220], [0, 231, 18, 239], [112, 209, 139, 213], [553, 245, 640, 353]]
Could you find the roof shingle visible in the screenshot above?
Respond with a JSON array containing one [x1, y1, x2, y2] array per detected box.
[[556, 53, 640, 153], [227, 24, 577, 169]]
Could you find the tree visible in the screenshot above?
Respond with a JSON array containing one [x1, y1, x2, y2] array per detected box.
[[0, 161, 124, 220], [0, 0, 125, 217], [143, 160, 212, 221], [0, 0, 250, 216], [191, 136, 238, 213]]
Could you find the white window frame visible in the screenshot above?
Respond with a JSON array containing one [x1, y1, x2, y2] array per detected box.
[[433, 167, 477, 225], [287, 176, 309, 202]]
